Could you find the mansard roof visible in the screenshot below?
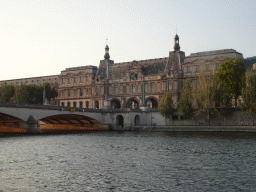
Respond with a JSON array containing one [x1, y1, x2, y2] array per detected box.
[[185, 49, 242, 63], [244, 56, 256, 70], [110, 58, 168, 79]]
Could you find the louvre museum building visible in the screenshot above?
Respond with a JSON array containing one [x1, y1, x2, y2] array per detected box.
[[2, 34, 256, 109]]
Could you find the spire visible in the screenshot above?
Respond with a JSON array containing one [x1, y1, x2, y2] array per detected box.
[[174, 33, 180, 52], [104, 39, 110, 59]]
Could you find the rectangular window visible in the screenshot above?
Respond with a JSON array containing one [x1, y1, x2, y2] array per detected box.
[[68, 89, 70, 97], [132, 84, 135, 94], [123, 86, 126, 94], [196, 65, 200, 72], [80, 88, 83, 96], [114, 85, 118, 95], [96, 86, 100, 95], [168, 81, 172, 91], [187, 66, 191, 72], [205, 64, 210, 70], [151, 83, 154, 93]]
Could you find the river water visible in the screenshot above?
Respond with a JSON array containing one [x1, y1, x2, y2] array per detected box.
[[0, 131, 256, 191]]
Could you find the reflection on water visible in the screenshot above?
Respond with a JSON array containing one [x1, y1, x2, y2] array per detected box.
[[0, 131, 256, 191]]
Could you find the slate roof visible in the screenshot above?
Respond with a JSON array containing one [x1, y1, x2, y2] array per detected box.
[[110, 58, 168, 79], [185, 49, 242, 63], [244, 56, 256, 70]]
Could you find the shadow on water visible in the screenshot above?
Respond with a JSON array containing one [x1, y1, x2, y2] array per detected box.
[[1, 123, 256, 140], [161, 131, 256, 140]]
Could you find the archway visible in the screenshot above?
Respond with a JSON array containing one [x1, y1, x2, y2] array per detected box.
[[95, 100, 99, 109], [126, 98, 139, 109], [146, 97, 158, 108], [111, 99, 121, 109], [116, 115, 124, 128], [134, 115, 140, 125]]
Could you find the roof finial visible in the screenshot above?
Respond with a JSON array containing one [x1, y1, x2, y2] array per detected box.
[[104, 39, 110, 60]]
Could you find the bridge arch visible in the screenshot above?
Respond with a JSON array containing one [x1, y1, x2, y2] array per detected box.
[[40, 114, 101, 125], [0, 112, 25, 127], [0, 106, 103, 124]]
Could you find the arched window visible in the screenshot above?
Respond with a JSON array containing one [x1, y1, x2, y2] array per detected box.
[[146, 98, 158, 108], [79, 101, 83, 108], [135, 115, 140, 125], [116, 115, 124, 128], [126, 98, 139, 109], [61, 102, 64, 107], [111, 99, 121, 109], [73, 102, 77, 108], [95, 100, 99, 109], [86, 101, 89, 108], [67, 102, 70, 107]]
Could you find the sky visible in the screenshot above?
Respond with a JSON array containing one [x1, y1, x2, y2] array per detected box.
[[0, 0, 255, 80]]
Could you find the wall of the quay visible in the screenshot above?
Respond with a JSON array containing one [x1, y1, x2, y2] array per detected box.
[[105, 109, 256, 130]]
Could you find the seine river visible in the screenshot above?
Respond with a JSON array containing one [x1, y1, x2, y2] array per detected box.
[[1, 131, 256, 191]]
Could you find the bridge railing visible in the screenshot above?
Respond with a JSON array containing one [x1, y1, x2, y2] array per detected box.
[[0, 102, 160, 113], [0, 102, 106, 112]]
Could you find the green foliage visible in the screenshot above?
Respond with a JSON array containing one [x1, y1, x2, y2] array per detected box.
[[178, 79, 195, 119], [0, 82, 58, 104], [240, 70, 256, 115], [159, 91, 175, 118], [214, 85, 233, 117], [194, 69, 215, 124], [0, 82, 16, 102], [214, 57, 246, 106]]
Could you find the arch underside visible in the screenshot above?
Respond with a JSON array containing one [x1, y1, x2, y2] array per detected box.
[[40, 114, 101, 125], [0, 112, 25, 126]]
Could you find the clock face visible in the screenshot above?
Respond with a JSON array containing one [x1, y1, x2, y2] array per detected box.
[[130, 72, 137, 81]]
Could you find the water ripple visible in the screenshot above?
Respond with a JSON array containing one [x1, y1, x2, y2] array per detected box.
[[0, 132, 256, 191]]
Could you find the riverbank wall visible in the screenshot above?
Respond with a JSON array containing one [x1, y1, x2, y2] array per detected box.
[[131, 125, 256, 132]]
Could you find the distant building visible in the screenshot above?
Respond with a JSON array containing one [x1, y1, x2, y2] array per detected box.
[[0, 75, 59, 88], [1, 34, 255, 108]]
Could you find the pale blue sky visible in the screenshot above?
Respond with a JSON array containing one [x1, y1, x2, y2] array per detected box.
[[0, 0, 255, 80]]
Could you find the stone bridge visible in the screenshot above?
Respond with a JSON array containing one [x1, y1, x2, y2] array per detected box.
[[0, 102, 163, 132]]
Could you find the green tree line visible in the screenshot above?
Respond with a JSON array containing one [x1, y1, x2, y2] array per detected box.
[[159, 57, 256, 123], [0, 82, 58, 104]]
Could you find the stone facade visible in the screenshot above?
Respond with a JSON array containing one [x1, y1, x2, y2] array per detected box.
[[56, 34, 251, 110], [0, 75, 59, 88], [1, 34, 255, 109]]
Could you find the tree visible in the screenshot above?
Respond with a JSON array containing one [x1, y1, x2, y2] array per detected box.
[[240, 70, 256, 116], [194, 69, 215, 125], [178, 79, 195, 119], [0, 82, 15, 102], [214, 84, 233, 116], [214, 57, 246, 107], [159, 91, 175, 118], [43, 82, 58, 101], [10, 85, 20, 103]]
